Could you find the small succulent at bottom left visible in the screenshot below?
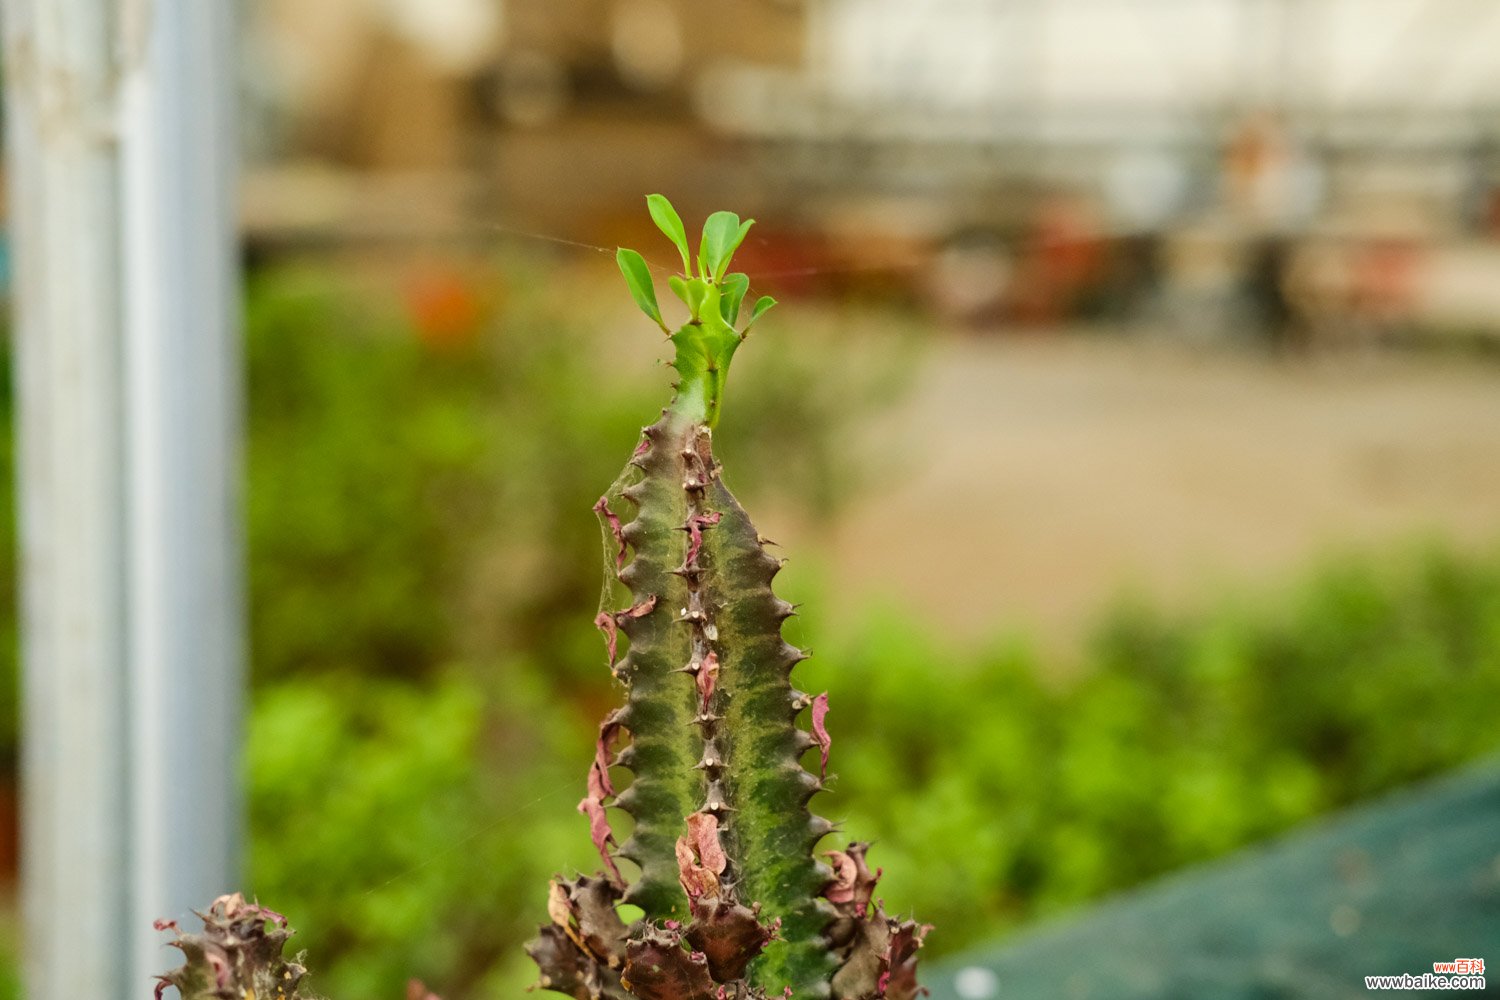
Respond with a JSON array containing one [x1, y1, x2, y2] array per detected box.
[[153, 895, 312, 1000], [155, 895, 440, 1000]]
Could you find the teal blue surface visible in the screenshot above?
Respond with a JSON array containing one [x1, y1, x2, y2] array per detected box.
[[926, 760, 1499, 999]]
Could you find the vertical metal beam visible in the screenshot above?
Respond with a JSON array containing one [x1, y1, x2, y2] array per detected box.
[[2, 1, 243, 998], [119, 0, 243, 990], [3, 2, 131, 997]]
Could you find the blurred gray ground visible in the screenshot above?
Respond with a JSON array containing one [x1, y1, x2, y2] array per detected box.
[[924, 758, 1500, 1000], [773, 337, 1500, 649]]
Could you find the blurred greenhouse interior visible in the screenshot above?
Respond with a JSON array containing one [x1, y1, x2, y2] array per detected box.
[[3, 0, 1500, 998]]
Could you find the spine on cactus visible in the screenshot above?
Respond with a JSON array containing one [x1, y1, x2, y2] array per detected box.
[[529, 196, 930, 1000]]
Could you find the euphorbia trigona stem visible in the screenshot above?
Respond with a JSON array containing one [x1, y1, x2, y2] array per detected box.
[[529, 196, 929, 1000]]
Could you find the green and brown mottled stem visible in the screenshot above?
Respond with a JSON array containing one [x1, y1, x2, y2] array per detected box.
[[532, 196, 929, 1000]]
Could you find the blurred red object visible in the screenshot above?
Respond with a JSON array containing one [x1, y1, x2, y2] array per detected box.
[[1010, 195, 1104, 326], [406, 267, 484, 349], [1351, 237, 1421, 330]]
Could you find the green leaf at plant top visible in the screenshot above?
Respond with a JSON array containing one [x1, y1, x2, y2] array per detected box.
[[684, 279, 710, 323], [747, 295, 777, 327], [699, 211, 755, 283], [646, 194, 692, 276], [720, 273, 750, 326], [665, 273, 713, 323], [730, 219, 754, 275], [616, 248, 665, 331]]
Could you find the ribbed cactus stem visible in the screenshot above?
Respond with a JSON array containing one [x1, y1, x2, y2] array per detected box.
[[609, 403, 719, 918], [531, 196, 929, 1000]]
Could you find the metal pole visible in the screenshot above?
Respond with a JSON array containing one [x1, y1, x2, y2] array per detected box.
[[2, 1, 244, 997], [118, 0, 243, 991], [3, 1, 130, 996]]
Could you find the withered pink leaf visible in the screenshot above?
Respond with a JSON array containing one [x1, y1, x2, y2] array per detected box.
[[823, 851, 859, 905], [595, 612, 619, 666], [685, 812, 727, 874], [206, 951, 230, 989], [586, 762, 610, 803], [595, 595, 658, 667], [684, 511, 722, 567], [621, 594, 658, 620], [823, 842, 881, 916], [695, 651, 720, 712], [810, 691, 832, 779], [577, 797, 624, 884], [595, 496, 629, 570], [208, 892, 241, 912], [254, 902, 288, 927], [675, 812, 728, 900], [676, 834, 719, 899], [588, 710, 626, 800]]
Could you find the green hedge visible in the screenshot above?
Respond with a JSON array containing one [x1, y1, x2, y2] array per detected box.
[[798, 547, 1500, 955]]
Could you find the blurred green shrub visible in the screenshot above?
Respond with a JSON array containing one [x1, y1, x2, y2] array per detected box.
[[797, 546, 1500, 957], [246, 667, 593, 1000]]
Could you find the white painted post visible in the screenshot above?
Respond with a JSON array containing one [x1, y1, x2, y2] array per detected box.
[[3, 2, 131, 996], [2, 1, 243, 998], [118, 0, 244, 992]]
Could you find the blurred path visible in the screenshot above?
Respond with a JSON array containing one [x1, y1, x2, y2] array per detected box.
[[777, 337, 1500, 651]]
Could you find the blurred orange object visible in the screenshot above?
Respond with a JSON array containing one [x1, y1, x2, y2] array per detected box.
[[1351, 237, 1421, 331], [406, 266, 484, 349]]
